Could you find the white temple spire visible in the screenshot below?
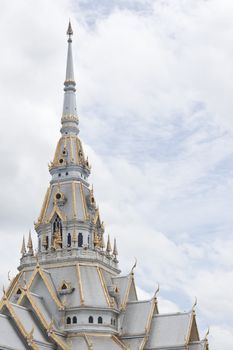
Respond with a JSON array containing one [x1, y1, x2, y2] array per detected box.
[[65, 20, 75, 83], [61, 20, 79, 136]]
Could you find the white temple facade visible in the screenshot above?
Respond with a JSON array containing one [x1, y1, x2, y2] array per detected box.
[[0, 22, 209, 350]]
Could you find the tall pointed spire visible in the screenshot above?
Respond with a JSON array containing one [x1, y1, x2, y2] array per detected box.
[[65, 20, 75, 83], [61, 20, 79, 136]]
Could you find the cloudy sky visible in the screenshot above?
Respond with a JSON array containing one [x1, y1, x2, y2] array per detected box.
[[0, 0, 233, 348]]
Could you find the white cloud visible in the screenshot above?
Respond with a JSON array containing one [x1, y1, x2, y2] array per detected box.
[[0, 1, 233, 349]]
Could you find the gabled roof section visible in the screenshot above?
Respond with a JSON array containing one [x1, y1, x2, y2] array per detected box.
[[1, 299, 41, 350], [121, 298, 157, 337], [17, 265, 63, 310], [16, 290, 69, 350], [145, 310, 196, 349], [0, 313, 27, 350], [112, 273, 137, 309], [77, 263, 113, 307]]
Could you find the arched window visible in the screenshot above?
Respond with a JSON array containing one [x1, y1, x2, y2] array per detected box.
[[113, 319, 116, 326], [88, 235, 90, 246], [53, 215, 62, 248], [73, 316, 77, 324], [98, 316, 103, 324], [78, 232, 83, 247], [67, 233, 71, 247], [88, 316, 94, 324], [66, 317, 71, 325]]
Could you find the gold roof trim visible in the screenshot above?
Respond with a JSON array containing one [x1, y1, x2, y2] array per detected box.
[[2, 299, 39, 350], [18, 291, 69, 350], [72, 182, 77, 219], [185, 310, 199, 345], [112, 335, 129, 350], [47, 204, 66, 224], [121, 273, 135, 310], [17, 266, 64, 310], [97, 267, 114, 308], [76, 263, 85, 305], [80, 182, 88, 220], [37, 186, 51, 224]]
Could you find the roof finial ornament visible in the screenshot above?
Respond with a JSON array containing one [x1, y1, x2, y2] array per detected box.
[[67, 19, 73, 40], [192, 296, 197, 312], [204, 327, 210, 340], [154, 283, 160, 298], [7, 271, 11, 283], [131, 257, 137, 274]]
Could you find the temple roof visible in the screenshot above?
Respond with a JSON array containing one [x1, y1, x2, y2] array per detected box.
[[0, 21, 210, 350]]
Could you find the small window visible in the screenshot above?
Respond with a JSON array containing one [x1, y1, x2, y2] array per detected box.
[[67, 233, 71, 247], [59, 159, 64, 164], [73, 316, 77, 324], [16, 288, 22, 295], [78, 233, 83, 247], [61, 283, 67, 290], [98, 316, 103, 324], [113, 319, 116, 326], [66, 317, 71, 324], [88, 316, 94, 324], [58, 173, 61, 177], [66, 172, 69, 176]]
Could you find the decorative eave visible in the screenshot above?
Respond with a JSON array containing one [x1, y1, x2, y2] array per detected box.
[[17, 264, 64, 310], [121, 272, 137, 310], [17, 290, 69, 350], [1, 298, 40, 350]]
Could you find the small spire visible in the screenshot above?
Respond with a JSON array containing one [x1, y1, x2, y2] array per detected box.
[[27, 230, 34, 255], [106, 235, 112, 255], [100, 235, 105, 250], [21, 236, 26, 256], [113, 238, 118, 256]]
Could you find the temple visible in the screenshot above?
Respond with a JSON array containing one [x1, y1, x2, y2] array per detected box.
[[0, 22, 209, 350]]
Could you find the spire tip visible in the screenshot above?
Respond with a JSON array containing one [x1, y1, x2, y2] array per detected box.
[[67, 20, 73, 37]]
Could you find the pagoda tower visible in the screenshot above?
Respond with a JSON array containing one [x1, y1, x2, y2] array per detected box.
[[0, 22, 209, 350]]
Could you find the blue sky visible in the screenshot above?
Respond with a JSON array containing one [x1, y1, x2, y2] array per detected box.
[[0, 0, 233, 348]]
